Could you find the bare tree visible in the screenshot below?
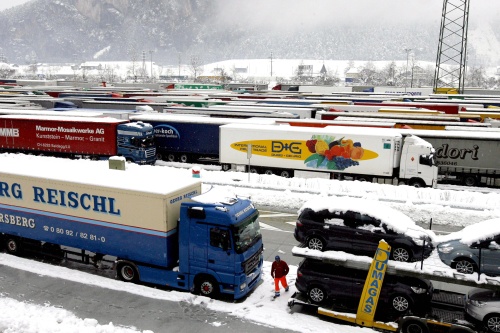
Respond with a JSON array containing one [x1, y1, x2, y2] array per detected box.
[[189, 55, 203, 81]]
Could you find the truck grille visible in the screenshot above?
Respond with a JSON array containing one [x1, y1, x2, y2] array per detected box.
[[145, 148, 156, 158], [242, 246, 263, 275]]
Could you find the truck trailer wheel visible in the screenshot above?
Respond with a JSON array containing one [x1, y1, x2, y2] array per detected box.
[[5, 238, 21, 254], [279, 170, 292, 178], [196, 276, 219, 298], [179, 154, 189, 163], [462, 175, 478, 187], [400, 320, 429, 333], [117, 263, 139, 283], [221, 164, 230, 171], [167, 154, 176, 162]]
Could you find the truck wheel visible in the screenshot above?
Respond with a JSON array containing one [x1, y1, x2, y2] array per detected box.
[[307, 236, 325, 251], [391, 246, 412, 262], [264, 169, 274, 175], [249, 167, 259, 174], [167, 154, 176, 162], [308, 285, 327, 305], [356, 176, 371, 182], [6, 238, 20, 254], [390, 294, 411, 313], [401, 320, 429, 333], [463, 175, 478, 187], [454, 258, 476, 274], [484, 313, 500, 333], [279, 170, 292, 178], [409, 179, 425, 188], [117, 263, 139, 283], [179, 154, 189, 163], [197, 276, 219, 298], [221, 164, 230, 171]]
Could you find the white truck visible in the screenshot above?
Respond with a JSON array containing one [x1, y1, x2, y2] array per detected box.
[[219, 124, 438, 187]]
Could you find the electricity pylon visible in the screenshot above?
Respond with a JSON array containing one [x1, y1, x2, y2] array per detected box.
[[433, 0, 470, 94]]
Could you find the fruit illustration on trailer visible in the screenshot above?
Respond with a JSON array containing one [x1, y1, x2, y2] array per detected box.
[[304, 136, 366, 171]]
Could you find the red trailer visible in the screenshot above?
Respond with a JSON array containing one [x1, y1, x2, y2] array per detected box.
[[0, 115, 129, 157], [354, 101, 460, 114]]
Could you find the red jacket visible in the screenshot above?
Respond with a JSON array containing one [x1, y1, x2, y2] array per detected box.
[[271, 260, 289, 279]]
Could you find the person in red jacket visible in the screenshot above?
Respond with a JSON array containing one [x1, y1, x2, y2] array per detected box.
[[271, 255, 289, 297]]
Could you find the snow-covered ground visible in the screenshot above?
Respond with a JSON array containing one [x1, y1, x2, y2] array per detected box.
[[1, 154, 500, 333]]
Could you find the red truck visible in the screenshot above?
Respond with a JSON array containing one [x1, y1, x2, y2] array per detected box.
[[0, 115, 156, 164]]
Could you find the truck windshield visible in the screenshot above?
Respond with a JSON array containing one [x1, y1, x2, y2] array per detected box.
[[420, 153, 436, 166], [233, 213, 261, 254], [131, 136, 155, 148]]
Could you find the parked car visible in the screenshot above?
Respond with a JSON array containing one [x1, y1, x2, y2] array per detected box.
[[295, 258, 433, 320], [465, 288, 500, 333], [437, 218, 500, 277], [294, 197, 434, 262]]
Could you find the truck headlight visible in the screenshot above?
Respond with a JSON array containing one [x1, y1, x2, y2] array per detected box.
[[239, 282, 247, 291]]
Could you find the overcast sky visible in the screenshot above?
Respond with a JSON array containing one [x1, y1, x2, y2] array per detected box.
[[0, 0, 31, 11]]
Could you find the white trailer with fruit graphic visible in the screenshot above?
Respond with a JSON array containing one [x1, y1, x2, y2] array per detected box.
[[219, 124, 438, 187]]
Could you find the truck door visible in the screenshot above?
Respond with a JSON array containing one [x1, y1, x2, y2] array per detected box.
[[189, 222, 208, 270], [207, 227, 234, 279]]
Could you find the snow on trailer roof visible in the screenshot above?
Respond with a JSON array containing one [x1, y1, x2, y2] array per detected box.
[[0, 154, 199, 196], [0, 108, 105, 117], [221, 122, 405, 137], [397, 128, 500, 140], [298, 196, 435, 241], [129, 113, 277, 125], [0, 114, 126, 123]]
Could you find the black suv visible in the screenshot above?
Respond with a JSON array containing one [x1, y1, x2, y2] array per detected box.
[[295, 258, 433, 319], [294, 207, 433, 262]]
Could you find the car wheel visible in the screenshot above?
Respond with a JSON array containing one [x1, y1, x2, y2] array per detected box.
[[390, 294, 411, 313], [307, 236, 325, 251], [391, 246, 412, 262], [308, 286, 327, 305], [485, 313, 500, 333], [454, 258, 476, 274], [401, 320, 429, 333]]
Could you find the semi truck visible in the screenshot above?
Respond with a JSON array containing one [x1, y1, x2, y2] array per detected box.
[[0, 115, 156, 164], [219, 124, 438, 187], [397, 128, 500, 187], [0, 155, 263, 299], [129, 114, 276, 163]]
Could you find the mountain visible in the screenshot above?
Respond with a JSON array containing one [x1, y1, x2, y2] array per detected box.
[[0, 0, 498, 67]]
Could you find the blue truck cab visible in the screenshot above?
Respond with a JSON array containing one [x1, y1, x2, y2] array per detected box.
[[177, 196, 264, 299], [116, 121, 156, 164]]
